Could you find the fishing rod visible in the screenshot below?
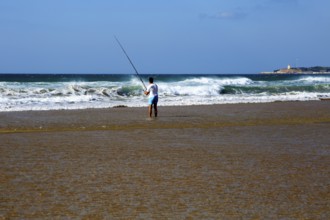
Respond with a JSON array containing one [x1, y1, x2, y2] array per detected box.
[[114, 36, 147, 90]]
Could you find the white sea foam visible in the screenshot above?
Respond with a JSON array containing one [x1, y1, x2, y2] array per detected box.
[[296, 76, 330, 84], [159, 77, 253, 97], [1, 74, 330, 111]]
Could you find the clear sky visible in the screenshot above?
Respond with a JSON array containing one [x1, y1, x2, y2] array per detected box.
[[1, 0, 329, 74]]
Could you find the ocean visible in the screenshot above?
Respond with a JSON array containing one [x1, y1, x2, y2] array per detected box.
[[0, 73, 330, 112]]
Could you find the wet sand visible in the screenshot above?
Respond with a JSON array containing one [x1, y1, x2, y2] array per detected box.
[[1, 101, 329, 219]]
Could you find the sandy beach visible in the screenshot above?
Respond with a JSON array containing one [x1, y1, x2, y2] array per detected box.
[[1, 101, 329, 219]]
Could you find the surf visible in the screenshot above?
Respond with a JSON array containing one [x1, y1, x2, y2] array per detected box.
[[0, 74, 330, 112]]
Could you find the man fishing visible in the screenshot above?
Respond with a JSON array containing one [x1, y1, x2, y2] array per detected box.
[[144, 77, 158, 117], [115, 36, 159, 117]]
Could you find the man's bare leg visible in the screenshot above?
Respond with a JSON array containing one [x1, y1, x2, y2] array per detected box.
[[148, 105, 153, 117], [154, 104, 158, 117]]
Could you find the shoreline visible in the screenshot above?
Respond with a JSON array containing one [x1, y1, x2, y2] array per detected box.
[[1, 101, 330, 136], [1, 101, 329, 218], [1, 100, 330, 132], [1, 98, 329, 113]]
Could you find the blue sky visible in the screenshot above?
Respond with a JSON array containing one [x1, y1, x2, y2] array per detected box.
[[0, 0, 329, 74]]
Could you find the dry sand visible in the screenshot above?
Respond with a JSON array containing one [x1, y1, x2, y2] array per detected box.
[[1, 101, 330, 219]]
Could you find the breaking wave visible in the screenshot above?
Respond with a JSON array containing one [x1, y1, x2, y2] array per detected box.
[[0, 74, 330, 111]]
